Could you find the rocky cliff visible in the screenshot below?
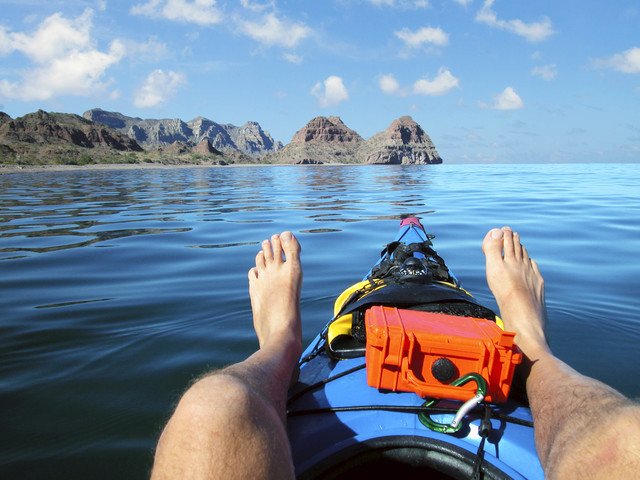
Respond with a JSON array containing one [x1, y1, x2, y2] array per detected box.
[[266, 116, 363, 164], [83, 108, 282, 158], [0, 110, 143, 151], [227, 121, 283, 157], [356, 116, 442, 164], [0, 112, 11, 127]]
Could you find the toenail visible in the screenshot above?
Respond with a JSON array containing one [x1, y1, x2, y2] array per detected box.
[[281, 231, 292, 243], [490, 228, 503, 239]]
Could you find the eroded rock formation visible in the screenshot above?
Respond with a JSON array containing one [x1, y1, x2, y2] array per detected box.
[[356, 116, 442, 164], [266, 116, 363, 164]]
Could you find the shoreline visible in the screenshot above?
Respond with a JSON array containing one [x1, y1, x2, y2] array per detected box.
[[0, 162, 372, 174]]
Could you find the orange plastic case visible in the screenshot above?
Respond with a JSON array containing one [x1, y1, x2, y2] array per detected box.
[[365, 306, 522, 403]]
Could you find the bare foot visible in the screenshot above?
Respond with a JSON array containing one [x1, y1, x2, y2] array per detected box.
[[482, 227, 549, 360], [248, 231, 302, 357]]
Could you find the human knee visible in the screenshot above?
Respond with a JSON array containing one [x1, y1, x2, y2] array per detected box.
[[176, 372, 255, 424]]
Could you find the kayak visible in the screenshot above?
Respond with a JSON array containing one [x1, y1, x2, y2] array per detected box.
[[287, 217, 543, 480]]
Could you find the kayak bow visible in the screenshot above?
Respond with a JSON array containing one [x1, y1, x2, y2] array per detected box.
[[287, 218, 543, 479]]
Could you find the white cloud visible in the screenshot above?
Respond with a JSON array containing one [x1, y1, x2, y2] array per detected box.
[[2, 9, 94, 64], [130, 0, 222, 26], [125, 36, 168, 62], [394, 26, 449, 48], [282, 53, 303, 64], [134, 69, 186, 107], [531, 64, 557, 80], [596, 47, 640, 74], [489, 86, 524, 110], [367, 0, 429, 7], [240, 0, 275, 12], [238, 13, 311, 48], [311, 75, 349, 108], [452, 0, 472, 6], [378, 69, 459, 96], [379, 74, 401, 94], [0, 9, 125, 101], [413, 68, 459, 95], [476, 0, 554, 42]]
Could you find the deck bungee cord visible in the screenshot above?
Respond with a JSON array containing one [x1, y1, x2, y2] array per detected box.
[[287, 362, 532, 430]]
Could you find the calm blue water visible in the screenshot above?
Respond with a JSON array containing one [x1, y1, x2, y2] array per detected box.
[[1, 164, 639, 478]]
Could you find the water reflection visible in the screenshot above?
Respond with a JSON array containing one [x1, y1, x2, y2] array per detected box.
[[1, 166, 438, 258]]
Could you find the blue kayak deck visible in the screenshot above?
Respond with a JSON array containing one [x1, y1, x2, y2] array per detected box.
[[288, 352, 543, 479]]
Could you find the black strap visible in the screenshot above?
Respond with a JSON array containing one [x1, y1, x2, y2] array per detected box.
[[472, 403, 492, 480]]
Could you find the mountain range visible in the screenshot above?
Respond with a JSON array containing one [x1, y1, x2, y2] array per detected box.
[[0, 109, 443, 167], [82, 108, 282, 159]]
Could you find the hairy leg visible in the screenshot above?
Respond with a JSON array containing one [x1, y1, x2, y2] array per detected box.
[[152, 232, 302, 480], [483, 227, 640, 479]]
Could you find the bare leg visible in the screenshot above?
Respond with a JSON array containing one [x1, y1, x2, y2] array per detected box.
[[483, 227, 640, 479], [152, 232, 302, 480]]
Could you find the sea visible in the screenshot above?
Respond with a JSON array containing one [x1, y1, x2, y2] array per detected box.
[[1, 163, 639, 479]]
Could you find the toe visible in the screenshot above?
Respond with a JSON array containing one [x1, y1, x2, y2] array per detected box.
[[248, 267, 259, 280], [482, 228, 504, 264], [532, 259, 541, 275], [271, 234, 283, 264], [502, 227, 515, 260], [513, 232, 523, 261], [280, 231, 301, 262], [262, 239, 273, 263], [255, 251, 266, 270]]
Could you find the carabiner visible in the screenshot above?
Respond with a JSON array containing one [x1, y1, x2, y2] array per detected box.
[[418, 373, 488, 433]]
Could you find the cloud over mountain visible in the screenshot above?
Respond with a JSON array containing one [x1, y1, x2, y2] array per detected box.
[[311, 76, 349, 108], [0, 9, 124, 101], [379, 69, 459, 96], [134, 70, 186, 108]]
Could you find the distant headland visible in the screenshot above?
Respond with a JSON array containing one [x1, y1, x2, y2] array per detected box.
[[0, 109, 443, 168]]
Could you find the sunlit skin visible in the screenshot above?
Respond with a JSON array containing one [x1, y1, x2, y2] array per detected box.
[[482, 227, 640, 479]]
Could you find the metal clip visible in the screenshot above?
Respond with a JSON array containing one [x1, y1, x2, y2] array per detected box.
[[418, 373, 488, 434]]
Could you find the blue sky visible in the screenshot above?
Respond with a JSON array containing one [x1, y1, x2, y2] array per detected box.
[[0, 0, 639, 163]]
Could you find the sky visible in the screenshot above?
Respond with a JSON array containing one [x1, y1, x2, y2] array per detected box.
[[0, 0, 639, 163]]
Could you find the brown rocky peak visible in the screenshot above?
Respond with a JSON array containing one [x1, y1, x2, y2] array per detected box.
[[192, 138, 221, 155], [386, 115, 429, 145], [290, 116, 363, 144], [163, 141, 189, 154], [355, 115, 442, 164]]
